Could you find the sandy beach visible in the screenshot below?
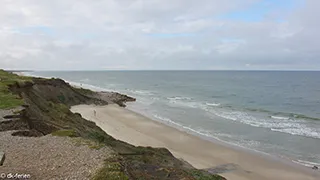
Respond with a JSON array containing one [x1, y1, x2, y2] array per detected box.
[[71, 104, 320, 180]]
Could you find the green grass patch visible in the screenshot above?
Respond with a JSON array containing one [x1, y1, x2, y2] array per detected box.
[[0, 92, 24, 109], [92, 160, 129, 180], [189, 170, 226, 180], [51, 129, 78, 137], [74, 87, 94, 95], [0, 69, 33, 82], [51, 103, 70, 113], [0, 69, 33, 109], [88, 131, 108, 144]]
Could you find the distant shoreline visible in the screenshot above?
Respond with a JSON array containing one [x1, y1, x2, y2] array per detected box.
[[6, 70, 34, 73]]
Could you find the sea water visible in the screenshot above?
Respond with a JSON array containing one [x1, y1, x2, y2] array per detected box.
[[29, 71, 320, 167]]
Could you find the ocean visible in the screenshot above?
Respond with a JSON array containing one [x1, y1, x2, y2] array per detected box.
[[29, 71, 320, 167]]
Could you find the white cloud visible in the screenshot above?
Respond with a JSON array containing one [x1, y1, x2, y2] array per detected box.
[[0, 0, 319, 70]]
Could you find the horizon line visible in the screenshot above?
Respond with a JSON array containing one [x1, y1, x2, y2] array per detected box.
[[9, 69, 320, 72]]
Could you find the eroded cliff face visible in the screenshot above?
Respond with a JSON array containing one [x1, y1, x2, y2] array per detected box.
[[1, 77, 137, 137], [0, 76, 225, 180], [1, 78, 108, 137]]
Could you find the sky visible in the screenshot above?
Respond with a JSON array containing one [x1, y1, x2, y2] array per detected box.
[[0, 0, 319, 70]]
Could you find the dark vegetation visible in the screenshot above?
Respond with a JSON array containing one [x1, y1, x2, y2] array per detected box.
[[0, 70, 225, 180]]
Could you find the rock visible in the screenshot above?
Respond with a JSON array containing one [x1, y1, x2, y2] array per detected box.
[[3, 114, 21, 119], [312, 166, 318, 170], [0, 151, 5, 166], [22, 104, 30, 108], [11, 130, 43, 137]]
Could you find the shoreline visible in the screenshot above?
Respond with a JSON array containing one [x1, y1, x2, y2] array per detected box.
[[111, 104, 320, 171], [126, 104, 316, 169], [71, 104, 320, 180], [125, 104, 320, 170]]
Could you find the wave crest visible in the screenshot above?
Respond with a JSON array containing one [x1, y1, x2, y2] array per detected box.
[[206, 102, 221, 107], [208, 110, 320, 139], [270, 116, 290, 120], [292, 159, 320, 167]]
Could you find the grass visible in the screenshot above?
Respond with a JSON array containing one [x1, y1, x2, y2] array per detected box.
[[51, 129, 78, 137], [73, 87, 94, 95], [0, 92, 24, 109], [88, 131, 108, 144], [0, 69, 32, 109], [189, 170, 226, 180], [71, 137, 105, 150], [49, 102, 70, 114], [92, 158, 129, 180]]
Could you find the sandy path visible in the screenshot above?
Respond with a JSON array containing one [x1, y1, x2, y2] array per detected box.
[[71, 104, 320, 180]]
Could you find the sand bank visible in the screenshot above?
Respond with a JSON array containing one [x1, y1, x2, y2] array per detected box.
[[71, 104, 320, 180]]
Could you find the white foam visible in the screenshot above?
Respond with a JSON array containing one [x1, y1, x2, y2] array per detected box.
[[271, 128, 320, 139], [168, 98, 198, 108], [166, 96, 317, 140], [152, 114, 217, 139], [292, 159, 320, 167], [166, 97, 320, 139], [153, 114, 184, 128], [206, 102, 221, 107], [68, 81, 113, 92], [125, 89, 154, 96], [137, 112, 273, 158], [167, 96, 192, 101], [271, 116, 290, 120], [23, 72, 51, 78], [167, 97, 220, 111], [152, 114, 249, 148], [207, 109, 320, 139]]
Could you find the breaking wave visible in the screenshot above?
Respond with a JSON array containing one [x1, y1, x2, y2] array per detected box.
[[270, 116, 290, 120], [292, 159, 320, 168]]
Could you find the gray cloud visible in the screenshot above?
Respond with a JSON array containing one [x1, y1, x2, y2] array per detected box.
[[0, 0, 319, 70]]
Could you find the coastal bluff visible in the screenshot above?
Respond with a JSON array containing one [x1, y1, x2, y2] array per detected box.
[[0, 70, 225, 180]]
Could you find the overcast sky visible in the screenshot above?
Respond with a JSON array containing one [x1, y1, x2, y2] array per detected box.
[[0, 0, 319, 70]]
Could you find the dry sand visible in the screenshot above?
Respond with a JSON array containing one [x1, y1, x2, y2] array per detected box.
[[71, 104, 320, 180]]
